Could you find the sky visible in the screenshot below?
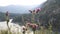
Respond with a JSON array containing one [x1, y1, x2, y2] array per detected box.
[[0, 0, 47, 6]]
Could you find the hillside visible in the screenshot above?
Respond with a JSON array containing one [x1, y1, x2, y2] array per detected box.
[[0, 0, 59, 31], [0, 12, 20, 21], [12, 0, 60, 31], [38, 0, 60, 31]]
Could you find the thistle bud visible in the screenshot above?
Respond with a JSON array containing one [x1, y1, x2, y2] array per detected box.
[[33, 10, 35, 12], [29, 10, 32, 13], [22, 26, 26, 30], [27, 23, 31, 26], [36, 11, 39, 13], [33, 10, 36, 14], [6, 11, 9, 16]]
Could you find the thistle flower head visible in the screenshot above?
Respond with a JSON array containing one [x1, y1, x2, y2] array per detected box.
[[6, 11, 9, 16], [29, 10, 32, 13], [35, 8, 41, 13]]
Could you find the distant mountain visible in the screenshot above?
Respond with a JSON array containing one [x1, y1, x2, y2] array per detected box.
[[0, 5, 40, 14]]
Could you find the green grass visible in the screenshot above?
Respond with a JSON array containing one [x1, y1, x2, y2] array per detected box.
[[0, 30, 12, 34], [0, 29, 59, 34], [0, 30, 8, 34], [0, 30, 22, 34], [35, 29, 59, 34]]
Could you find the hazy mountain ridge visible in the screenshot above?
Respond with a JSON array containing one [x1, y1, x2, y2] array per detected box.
[[0, 5, 40, 14]]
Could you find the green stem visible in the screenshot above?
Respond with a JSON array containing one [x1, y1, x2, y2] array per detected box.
[[7, 21, 11, 34], [33, 31, 35, 34], [31, 13, 35, 23]]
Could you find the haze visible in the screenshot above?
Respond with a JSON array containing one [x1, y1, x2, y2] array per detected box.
[[0, 0, 47, 6]]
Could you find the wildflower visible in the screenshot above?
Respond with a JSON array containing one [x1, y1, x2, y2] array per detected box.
[[22, 26, 27, 34], [29, 10, 32, 13], [27, 22, 31, 25], [35, 8, 41, 13], [5, 11, 11, 34], [33, 10, 36, 14], [6, 11, 9, 25], [29, 10, 36, 14], [6, 11, 9, 16]]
